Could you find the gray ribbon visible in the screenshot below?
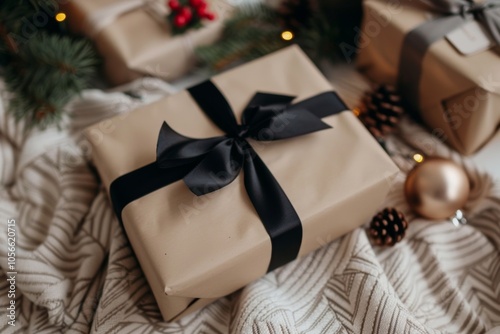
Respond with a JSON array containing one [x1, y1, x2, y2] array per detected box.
[[397, 0, 500, 111]]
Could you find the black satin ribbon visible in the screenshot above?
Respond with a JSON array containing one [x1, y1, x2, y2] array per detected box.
[[398, 0, 500, 112], [110, 80, 347, 272]]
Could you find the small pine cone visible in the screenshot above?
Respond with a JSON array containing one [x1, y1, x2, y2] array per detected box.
[[358, 84, 404, 139], [369, 208, 408, 246]]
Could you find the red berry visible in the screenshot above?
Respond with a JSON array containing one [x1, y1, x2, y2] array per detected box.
[[204, 11, 215, 20], [196, 7, 206, 17], [168, 0, 181, 11], [174, 14, 187, 27], [196, 1, 207, 10], [180, 7, 192, 22], [189, 0, 203, 7]]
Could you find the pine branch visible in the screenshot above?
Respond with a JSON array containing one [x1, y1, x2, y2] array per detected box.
[[0, 0, 99, 129], [4, 33, 98, 128], [195, 0, 353, 72], [0, 0, 60, 33], [196, 4, 288, 71]]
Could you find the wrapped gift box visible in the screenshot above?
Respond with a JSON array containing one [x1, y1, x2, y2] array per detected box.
[[357, 0, 500, 155], [85, 46, 399, 321], [62, 0, 230, 85]]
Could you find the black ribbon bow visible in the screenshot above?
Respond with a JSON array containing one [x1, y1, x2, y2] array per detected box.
[[157, 81, 332, 196], [110, 80, 347, 272]]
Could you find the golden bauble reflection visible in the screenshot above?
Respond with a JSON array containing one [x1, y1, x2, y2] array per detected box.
[[404, 157, 470, 220]]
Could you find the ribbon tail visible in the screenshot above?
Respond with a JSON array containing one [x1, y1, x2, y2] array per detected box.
[[248, 108, 331, 140], [288, 92, 348, 119], [242, 93, 295, 126], [244, 92, 347, 140], [243, 148, 302, 272], [247, 92, 296, 107]]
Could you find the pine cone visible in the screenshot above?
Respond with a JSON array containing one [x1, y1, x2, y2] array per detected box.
[[358, 85, 404, 139], [369, 208, 408, 246]]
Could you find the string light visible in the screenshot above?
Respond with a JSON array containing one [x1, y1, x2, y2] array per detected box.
[[352, 107, 361, 117], [413, 153, 424, 163], [55, 12, 67, 22], [281, 31, 294, 41]]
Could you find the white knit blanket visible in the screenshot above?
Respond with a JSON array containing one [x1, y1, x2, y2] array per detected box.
[[0, 73, 499, 334]]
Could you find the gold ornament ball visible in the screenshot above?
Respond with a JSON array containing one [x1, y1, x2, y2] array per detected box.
[[404, 157, 470, 220]]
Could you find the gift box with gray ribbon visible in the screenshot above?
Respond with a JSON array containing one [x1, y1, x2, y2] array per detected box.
[[357, 0, 500, 155]]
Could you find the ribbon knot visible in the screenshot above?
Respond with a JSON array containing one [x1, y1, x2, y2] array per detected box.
[[236, 125, 250, 138]]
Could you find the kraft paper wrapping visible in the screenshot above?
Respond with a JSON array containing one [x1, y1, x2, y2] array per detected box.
[[357, 0, 500, 155], [62, 0, 229, 85], [85, 46, 399, 321]]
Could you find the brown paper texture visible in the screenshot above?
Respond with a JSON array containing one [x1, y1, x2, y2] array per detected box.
[[85, 46, 399, 320], [357, 0, 500, 155], [63, 0, 229, 85]]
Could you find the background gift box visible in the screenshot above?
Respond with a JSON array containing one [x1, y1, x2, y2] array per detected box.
[[62, 0, 232, 85], [357, 0, 500, 155]]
